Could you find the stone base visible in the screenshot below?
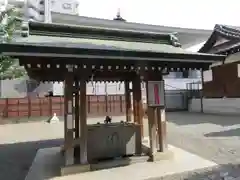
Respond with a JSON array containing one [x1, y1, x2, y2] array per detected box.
[[142, 138, 174, 162], [25, 146, 218, 180], [61, 164, 90, 176], [91, 155, 148, 171], [60, 150, 173, 176], [61, 141, 173, 173], [148, 150, 174, 162], [61, 155, 149, 176]]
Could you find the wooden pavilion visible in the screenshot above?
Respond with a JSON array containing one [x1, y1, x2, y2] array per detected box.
[[0, 20, 225, 174]]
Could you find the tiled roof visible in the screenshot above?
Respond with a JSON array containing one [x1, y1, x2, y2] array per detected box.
[[14, 35, 221, 58], [199, 24, 240, 53]]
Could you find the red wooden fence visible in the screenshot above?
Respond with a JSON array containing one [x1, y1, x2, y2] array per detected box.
[[0, 95, 127, 118]]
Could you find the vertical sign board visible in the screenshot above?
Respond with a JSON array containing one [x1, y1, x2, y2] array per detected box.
[[147, 81, 165, 107]]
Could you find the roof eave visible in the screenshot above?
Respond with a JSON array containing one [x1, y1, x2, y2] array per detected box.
[[2, 52, 223, 64], [0, 43, 226, 63]]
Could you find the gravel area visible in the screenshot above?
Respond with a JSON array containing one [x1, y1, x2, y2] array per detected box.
[[1, 112, 240, 180]]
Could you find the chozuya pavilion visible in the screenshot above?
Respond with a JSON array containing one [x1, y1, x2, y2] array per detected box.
[[0, 20, 225, 175]]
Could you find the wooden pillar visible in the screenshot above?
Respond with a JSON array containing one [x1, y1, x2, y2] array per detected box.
[[146, 81, 157, 159], [125, 80, 131, 122], [156, 108, 167, 152], [132, 75, 143, 136], [154, 108, 159, 150], [74, 79, 80, 160], [64, 75, 74, 166], [200, 69, 204, 113], [80, 77, 88, 164], [147, 107, 157, 158], [75, 80, 80, 138]]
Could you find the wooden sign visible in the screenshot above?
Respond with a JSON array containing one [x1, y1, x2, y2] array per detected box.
[[147, 81, 165, 107]]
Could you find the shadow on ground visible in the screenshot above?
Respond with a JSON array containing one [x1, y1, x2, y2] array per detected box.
[[0, 138, 63, 180], [147, 163, 240, 180], [167, 112, 240, 127], [204, 128, 240, 138]]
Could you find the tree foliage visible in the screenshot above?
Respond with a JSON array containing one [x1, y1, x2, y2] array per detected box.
[[0, 7, 26, 79]]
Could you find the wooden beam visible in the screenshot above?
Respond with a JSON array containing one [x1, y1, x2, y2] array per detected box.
[[147, 106, 157, 160], [200, 69, 204, 113], [80, 77, 88, 164], [74, 80, 80, 138], [132, 75, 143, 136], [20, 57, 209, 82], [74, 78, 80, 161], [156, 108, 167, 152], [64, 74, 74, 166], [124, 80, 131, 122]]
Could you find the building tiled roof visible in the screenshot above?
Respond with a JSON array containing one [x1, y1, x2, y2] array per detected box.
[[11, 35, 223, 62], [199, 24, 240, 54]]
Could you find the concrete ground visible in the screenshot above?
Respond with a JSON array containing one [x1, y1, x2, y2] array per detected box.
[[1, 112, 240, 180], [25, 145, 216, 180], [165, 112, 240, 179], [167, 112, 240, 164]]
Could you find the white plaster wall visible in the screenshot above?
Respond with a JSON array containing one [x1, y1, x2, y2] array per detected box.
[[224, 51, 240, 64], [188, 98, 201, 112], [210, 51, 240, 68], [53, 82, 126, 96], [189, 98, 240, 115], [0, 78, 54, 98], [203, 70, 212, 82], [238, 64, 240, 78], [52, 79, 200, 96], [1, 78, 27, 98]]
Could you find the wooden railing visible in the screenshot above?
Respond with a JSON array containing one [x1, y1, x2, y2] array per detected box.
[[0, 95, 126, 118]]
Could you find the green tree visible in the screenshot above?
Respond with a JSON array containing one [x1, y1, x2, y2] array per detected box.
[[0, 7, 26, 79]]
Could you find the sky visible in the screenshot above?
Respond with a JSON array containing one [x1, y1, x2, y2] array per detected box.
[[79, 0, 240, 51], [78, 0, 240, 30], [4, 0, 238, 51]]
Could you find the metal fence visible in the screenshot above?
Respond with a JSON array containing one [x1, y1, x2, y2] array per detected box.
[[186, 81, 202, 99], [165, 90, 188, 111]]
